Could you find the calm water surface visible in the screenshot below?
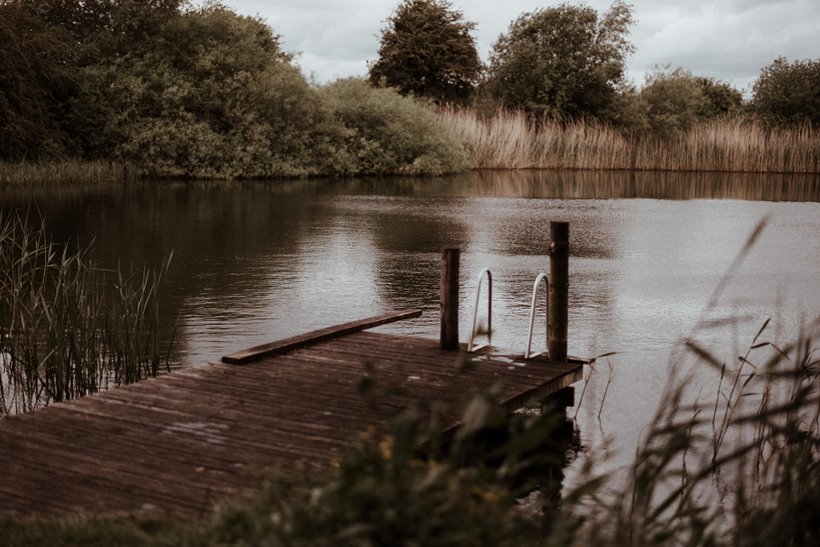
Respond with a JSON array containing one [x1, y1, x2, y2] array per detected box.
[[3, 169, 819, 475]]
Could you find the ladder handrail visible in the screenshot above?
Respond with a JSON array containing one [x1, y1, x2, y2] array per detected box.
[[525, 272, 549, 359], [467, 268, 492, 352]]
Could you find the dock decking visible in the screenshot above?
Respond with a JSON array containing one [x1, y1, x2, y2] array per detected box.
[[0, 311, 584, 519]]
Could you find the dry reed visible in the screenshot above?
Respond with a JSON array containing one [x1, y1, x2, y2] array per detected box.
[[439, 108, 820, 173]]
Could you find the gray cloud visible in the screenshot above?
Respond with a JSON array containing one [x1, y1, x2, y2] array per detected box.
[[222, 0, 820, 93]]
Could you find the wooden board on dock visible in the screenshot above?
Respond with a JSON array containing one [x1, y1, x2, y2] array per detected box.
[[0, 311, 583, 519]]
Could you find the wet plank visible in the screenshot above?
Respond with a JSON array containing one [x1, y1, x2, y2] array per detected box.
[[222, 309, 423, 364]]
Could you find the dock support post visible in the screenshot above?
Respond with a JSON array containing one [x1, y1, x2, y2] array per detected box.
[[440, 248, 460, 350], [549, 222, 569, 362]]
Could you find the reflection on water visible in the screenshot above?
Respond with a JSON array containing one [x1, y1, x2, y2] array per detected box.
[[1, 170, 818, 485], [236, 170, 820, 202]]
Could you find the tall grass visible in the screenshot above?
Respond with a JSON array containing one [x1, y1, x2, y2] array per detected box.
[[440, 108, 820, 173], [0, 214, 173, 416], [0, 160, 138, 186]]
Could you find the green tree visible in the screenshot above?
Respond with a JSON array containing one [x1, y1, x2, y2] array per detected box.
[[640, 67, 705, 138], [103, 3, 342, 177], [639, 67, 744, 138], [752, 56, 820, 126], [0, 1, 77, 159], [696, 76, 742, 119], [22, 0, 184, 55], [483, 1, 633, 120], [369, 0, 481, 104], [5, 0, 188, 158]]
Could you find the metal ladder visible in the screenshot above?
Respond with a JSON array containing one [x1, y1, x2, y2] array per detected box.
[[467, 269, 549, 359], [467, 268, 492, 352], [525, 273, 549, 359]]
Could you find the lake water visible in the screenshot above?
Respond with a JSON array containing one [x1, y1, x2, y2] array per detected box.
[[2, 169, 819, 477]]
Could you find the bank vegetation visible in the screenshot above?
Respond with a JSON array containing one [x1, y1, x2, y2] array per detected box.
[[1, 1, 818, 182], [440, 108, 820, 173]]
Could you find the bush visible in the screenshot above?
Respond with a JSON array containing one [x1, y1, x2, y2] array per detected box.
[[95, 4, 346, 178], [637, 67, 744, 139], [321, 79, 469, 176], [753, 56, 820, 126]]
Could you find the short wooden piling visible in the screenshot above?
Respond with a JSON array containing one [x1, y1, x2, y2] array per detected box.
[[549, 222, 569, 362], [440, 248, 460, 350]]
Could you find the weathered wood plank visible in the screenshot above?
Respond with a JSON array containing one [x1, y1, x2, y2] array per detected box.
[[222, 309, 422, 364], [0, 315, 585, 519]]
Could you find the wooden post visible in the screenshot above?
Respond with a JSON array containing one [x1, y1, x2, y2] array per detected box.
[[548, 222, 569, 362], [440, 248, 460, 350]]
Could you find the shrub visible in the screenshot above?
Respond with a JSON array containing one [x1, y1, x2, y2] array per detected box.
[[321, 79, 469, 176], [753, 56, 820, 126]]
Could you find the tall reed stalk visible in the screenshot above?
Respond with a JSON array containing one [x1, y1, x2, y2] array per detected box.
[[0, 214, 173, 416], [0, 160, 138, 186], [439, 108, 820, 173]]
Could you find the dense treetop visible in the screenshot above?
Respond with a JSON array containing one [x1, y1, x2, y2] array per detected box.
[[753, 57, 820, 126], [369, 0, 481, 104], [483, 1, 634, 121]]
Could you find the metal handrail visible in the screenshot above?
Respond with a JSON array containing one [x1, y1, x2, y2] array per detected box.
[[524, 272, 549, 359], [467, 268, 492, 352]]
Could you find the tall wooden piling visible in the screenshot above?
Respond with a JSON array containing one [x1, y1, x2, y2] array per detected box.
[[549, 222, 569, 361], [440, 248, 460, 350]]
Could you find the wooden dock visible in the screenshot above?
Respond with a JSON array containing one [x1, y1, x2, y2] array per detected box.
[[0, 310, 583, 519]]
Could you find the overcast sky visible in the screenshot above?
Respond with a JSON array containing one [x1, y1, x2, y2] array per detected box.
[[221, 0, 820, 94]]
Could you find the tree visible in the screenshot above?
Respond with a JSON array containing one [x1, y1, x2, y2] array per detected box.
[[483, 1, 633, 120], [102, 4, 340, 177], [0, 1, 78, 159], [21, 0, 185, 55], [752, 57, 820, 126], [369, 0, 481, 104], [634, 67, 744, 139]]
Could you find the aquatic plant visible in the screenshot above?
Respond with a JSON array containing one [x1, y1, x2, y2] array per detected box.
[[0, 213, 173, 416], [0, 160, 137, 186], [440, 107, 820, 173]]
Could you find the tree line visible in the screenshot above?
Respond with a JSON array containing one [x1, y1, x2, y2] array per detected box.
[[1, 0, 817, 177], [0, 0, 467, 175], [371, 0, 820, 135]]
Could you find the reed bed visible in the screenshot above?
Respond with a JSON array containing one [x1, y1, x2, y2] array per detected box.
[[439, 108, 820, 173], [0, 214, 173, 416], [0, 160, 138, 186]]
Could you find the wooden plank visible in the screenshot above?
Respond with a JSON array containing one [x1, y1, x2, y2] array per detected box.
[[222, 309, 422, 365], [0, 322, 587, 520]]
